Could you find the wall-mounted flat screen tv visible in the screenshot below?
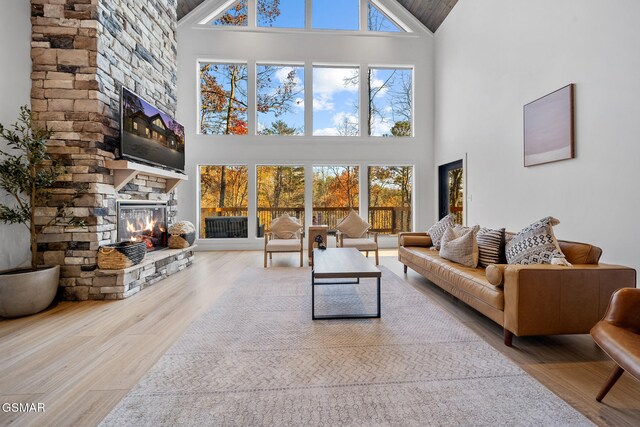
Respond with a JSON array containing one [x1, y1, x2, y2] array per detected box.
[[120, 87, 185, 172]]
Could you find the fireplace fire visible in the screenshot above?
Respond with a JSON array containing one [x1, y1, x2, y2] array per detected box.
[[117, 201, 168, 251]]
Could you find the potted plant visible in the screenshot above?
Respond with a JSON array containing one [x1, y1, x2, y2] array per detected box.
[[0, 106, 81, 318]]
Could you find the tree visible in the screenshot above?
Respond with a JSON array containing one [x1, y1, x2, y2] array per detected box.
[[390, 121, 411, 137], [263, 119, 298, 136]]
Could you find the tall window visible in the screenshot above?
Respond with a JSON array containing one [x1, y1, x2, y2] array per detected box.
[[256, 64, 305, 135], [200, 63, 248, 135], [313, 166, 359, 229], [368, 166, 413, 234], [312, 0, 359, 30], [200, 165, 249, 238], [257, 166, 305, 235], [313, 66, 360, 136], [368, 67, 413, 137]]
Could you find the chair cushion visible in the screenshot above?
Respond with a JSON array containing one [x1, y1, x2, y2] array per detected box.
[[266, 239, 301, 252], [336, 210, 371, 238], [270, 214, 302, 239], [341, 238, 377, 251]]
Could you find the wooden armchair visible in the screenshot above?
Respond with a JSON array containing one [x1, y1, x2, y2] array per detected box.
[[263, 214, 304, 268], [590, 287, 640, 402]]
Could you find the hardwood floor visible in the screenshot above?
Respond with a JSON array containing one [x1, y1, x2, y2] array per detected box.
[[0, 250, 638, 426]]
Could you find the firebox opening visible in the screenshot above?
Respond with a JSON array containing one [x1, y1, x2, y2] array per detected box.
[[117, 201, 168, 252]]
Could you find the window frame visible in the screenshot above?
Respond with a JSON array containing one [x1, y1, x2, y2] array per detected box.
[[366, 164, 415, 234], [367, 65, 415, 137]]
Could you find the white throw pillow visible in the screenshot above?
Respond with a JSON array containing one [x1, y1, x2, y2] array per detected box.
[[336, 210, 371, 238], [270, 214, 302, 239]]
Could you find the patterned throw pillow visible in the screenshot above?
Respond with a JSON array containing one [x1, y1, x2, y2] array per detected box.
[[477, 227, 506, 267], [505, 217, 566, 265], [336, 209, 371, 238], [439, 224, 480, 267], [427, 214, 456, 249]]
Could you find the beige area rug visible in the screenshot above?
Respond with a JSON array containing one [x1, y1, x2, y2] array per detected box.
[[100, 266, 592, 426]]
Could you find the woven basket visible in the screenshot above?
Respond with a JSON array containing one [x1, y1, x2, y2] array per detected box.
[[98, 241, 147, 270], [168, 221, 196, 249]]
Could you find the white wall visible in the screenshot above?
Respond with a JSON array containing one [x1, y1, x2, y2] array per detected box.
[[0, 0, 32, 270], [435, 0, 640, 270], [177, 0, 435, 250]]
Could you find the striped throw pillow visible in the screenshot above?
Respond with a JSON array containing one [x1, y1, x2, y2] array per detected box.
[[477, 227, 505, 267]]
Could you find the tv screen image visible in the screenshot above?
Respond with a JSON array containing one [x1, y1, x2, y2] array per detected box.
[[121, 88, 185, 172]]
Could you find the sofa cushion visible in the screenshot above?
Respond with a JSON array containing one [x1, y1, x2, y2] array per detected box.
[[336, 209, 371, 238], [401, 235, 432, 247], [400, 246, 504, 311], [506, 217, 567, 265], [477, 227, 506, 267], [439, 225, 480, 268], [427, 214, 456, 249]]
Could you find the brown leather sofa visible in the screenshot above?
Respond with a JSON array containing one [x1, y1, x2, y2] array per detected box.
[[398, 232, 636, 346]]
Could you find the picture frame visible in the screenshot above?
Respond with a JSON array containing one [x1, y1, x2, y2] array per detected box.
[[523, 83, 575, 167]]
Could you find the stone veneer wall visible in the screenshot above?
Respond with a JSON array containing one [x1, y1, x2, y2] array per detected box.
[[30, 0, 179, 300]]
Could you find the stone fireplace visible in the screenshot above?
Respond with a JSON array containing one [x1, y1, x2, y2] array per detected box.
[[30, 0, 193, 301], [117, 201, 168, 252]]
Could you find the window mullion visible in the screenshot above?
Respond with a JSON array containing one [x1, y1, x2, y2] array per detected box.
[[247, 0, 256, 28], [248, 60, 257, 136], [360, 64, 368, 138], [305, 0, 312, 31], [304, 63, 313, 137]]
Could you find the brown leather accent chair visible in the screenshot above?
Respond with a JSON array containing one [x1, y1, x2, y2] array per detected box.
[[590, 288, 640, 402]]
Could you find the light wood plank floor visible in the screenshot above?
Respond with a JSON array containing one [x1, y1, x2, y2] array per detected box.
[[0, 250, 639, 426]]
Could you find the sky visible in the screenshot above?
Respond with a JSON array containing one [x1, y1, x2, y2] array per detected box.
[[210, 0, 406, 136]]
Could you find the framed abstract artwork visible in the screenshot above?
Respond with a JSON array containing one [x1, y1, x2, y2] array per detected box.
[[523, 84, 575, 167]]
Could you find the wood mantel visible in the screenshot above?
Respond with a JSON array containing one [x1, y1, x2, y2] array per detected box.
[[106, 160, 188, 193]]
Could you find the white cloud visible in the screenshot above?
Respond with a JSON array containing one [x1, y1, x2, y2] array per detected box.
[[313, 95, 334, 112], [313, 127, 340, 136], [370, 77, 389, 98], [313, 67, 359, 97], [370, 116, 392, 136], [332, 112, 358, 127]]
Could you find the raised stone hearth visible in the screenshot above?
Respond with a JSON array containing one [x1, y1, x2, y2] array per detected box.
[[95, 246, 195, 299], [30, 0, 182, 300]]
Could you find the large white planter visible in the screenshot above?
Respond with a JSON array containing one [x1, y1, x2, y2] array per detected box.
[[0, 265, 60, 318]]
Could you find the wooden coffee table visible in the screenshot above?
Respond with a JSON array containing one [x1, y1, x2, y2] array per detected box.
[[311, 248, 382, 319]]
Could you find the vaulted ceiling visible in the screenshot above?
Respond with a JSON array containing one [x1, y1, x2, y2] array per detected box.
[[176, 0, 458, 33]]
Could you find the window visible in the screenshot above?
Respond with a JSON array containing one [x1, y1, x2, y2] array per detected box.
[[256, 64, 304, 135], [257, 0, 304, 28], [200, 165, 249, 238], [313, 166, 359, 229], [368, 67, 412, 137], [367, 1, 402, 32], [209, 0, 248, 26], [200, 62, 248, 135], [257, 165, 305, 235], [313, 66, 360, 136], [312, 0, 359, 30], [368, 166, 413, 234]]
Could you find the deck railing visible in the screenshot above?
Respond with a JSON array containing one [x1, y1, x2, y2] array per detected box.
[[200, 206, 412, 237]]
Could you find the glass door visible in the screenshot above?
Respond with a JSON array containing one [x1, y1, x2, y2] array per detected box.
[[438, 160, 464, 224]]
